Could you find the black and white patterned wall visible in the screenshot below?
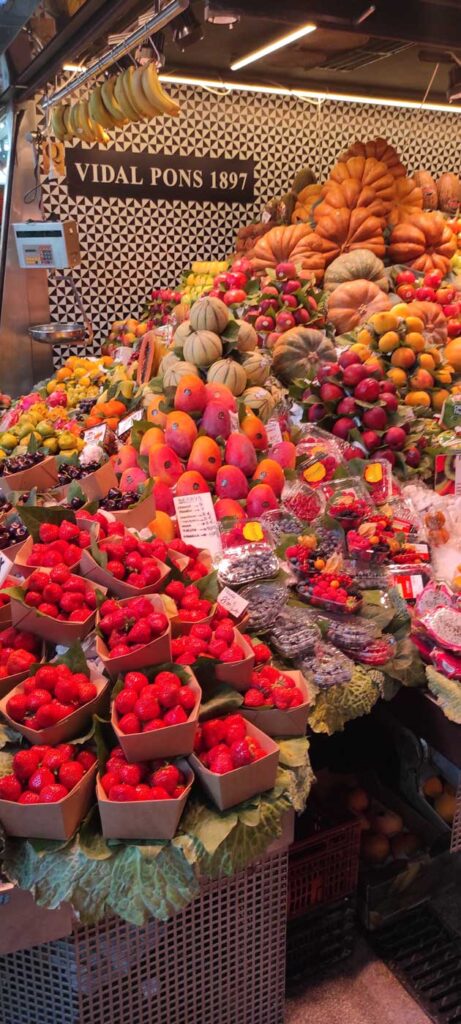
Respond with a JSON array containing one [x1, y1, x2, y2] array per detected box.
[[41, 83, 461, 357]]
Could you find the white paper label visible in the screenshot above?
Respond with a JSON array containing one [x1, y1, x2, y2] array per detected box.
[[266, 418, 283, 446], [218, 587, 249, 619], [117, 409, 143, 436], [114, 346, 133, 366], [84, 424, 107, 445], [0, 554, 13, 586], [455, 455, 461, 496], [173, 492, 222, 558], [229, 411, 240, 433]]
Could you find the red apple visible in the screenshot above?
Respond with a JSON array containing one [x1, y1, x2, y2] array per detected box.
[[319, 382, 344, 403], [344, 445, 366, 460], [339, 351, 361, 368], [415, 286, 436, 302], [332, 417, 355, 439], [379, 449, 396, 467], [282, 293, 298, 309], [396, 270, 416, 285], [307, 403, 326, 422], [447, 319, 461, 338], [226, 272, 247, 290], [275, 311, 296, 331], [294, 308, 311, 325], [362, 430, 381, 452], [223, 289, 247, 305], [232, 257, 251, 275], [317, 363, 340, 382], [282, 279, 302, 293], [254, 315, 275, 332], [260, 299, 277, 314], [379, 380, 397, 395], [261, 286, 279, 299], [354, 378, 380, 403], [396, 284, 415, 301], [384, 426, 407, 450], [363, 407, 388, 430], [405, 448, 421, 468], [380, 392, 398, 413], [436, 287, 456, 304], [337, 397, 358, 417], [423, 270, 443, 289], [342, 364, 369, 388], [275, 261, 296, 279]]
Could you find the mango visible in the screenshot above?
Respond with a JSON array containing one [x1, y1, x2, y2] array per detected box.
[[224, 433, 257, 478], [164, 411, 198, 458], [148, 444, 183, 486], [252, 458, 285, 497], [120, 466, 148, 492], [240, 413, 268, 451], [176, 471, 210, 496], [214, 498, 246, 521], [175, 374, 207, 415], [215, 465, 249, 500], [246, 484, 278, 516], [187, 436, 222, 481], [200, 402, 231, 440]]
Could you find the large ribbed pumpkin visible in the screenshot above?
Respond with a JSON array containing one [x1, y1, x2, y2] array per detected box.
[[327, 280, 392, 334], [272, 327, 336, 384], [324, 249, 388, 293], [315, 208, 386, 261], [388, 213, 457, 275], [242, 351, 271, 385], [413, 171, 438, 211], [341, 138, 406, 180], [207, 358, 247, 395], [291, 183, 323, 224], [183, 330, 222, 368], [316, 179, 386, 223], [235, 319, 258, 353], [388, 177, 423, 225], [163, 361, 199, 387], [189, 296, 230, 333], [242, 387, 275, 422], [329, 156, 395, 214]]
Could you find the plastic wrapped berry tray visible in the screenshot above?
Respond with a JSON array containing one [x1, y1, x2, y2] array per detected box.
[[269, 608, 321, 660], [260, 508, 304, 544], [239, 581, 289, 633], [217, 545, 280, 588], [321, 614, 380, 653], [297, 643, 355, 689]]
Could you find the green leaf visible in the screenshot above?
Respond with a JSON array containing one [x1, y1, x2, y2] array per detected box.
[[426, 666, 461, 723], [199, 683, 243, 720], [183, 800, 238, 855], [0, 721, 22, 749], [278, 736, 310, 768], [196, 570, 219, 602], [79, 806, 112, 860], [90, 533, 106, 568], [384, 637, 425, 688], [221, 320, 240, 342], [17, 505, 75, 541], [308, 667, 382, 735], [54, 641, 88, 675]]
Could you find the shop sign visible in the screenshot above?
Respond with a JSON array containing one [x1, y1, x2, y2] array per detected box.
[[66, 146, 255, 204]]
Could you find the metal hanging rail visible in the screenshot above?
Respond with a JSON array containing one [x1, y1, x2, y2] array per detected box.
[[41, 0, 189, 111]]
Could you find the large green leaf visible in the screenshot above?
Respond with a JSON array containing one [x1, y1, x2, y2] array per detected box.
[[308, 667, 383, 735], [426, 666, 461, 723], [199, 682, 243, 719], [17, 505, 75, 541]]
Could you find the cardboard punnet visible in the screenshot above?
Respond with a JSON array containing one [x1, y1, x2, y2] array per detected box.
[[80, 546, 171, 598], [241, 670, 310, 737], [214, 629, 255, 691], [0, 600, 12, 627], [13, 534, 84, 579], [0, 763, 97, 840], [53, 460, 118, 503], [104, 491, 156, 530], [0, 537, 27, 564], [0, 456, 58, 498], [97, 759, 194, 840], [0, 668, 110, 746], [189, 721, 279, 811], [112, 670, 201, 762], [10, 572, 106, 645], [0, 640, 45, 700], [170, 603, 216, 637], [96, 593, 171, 679]]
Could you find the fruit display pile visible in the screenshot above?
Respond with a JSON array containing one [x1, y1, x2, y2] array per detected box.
[[2, 133, 461, 928]]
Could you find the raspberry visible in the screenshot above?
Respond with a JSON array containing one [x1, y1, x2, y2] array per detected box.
[[18, 791, 41, 804], [40, 784, 69, 802], [108, 783, 137, 801], [150, 764, 180, 794], [59, 761, 84, 790], [13, 748, 42, 780], [118, 713, 140, 735], [6, 693, 28, 722], [28, 767, 55, 793], [0, 774, 22, 801]]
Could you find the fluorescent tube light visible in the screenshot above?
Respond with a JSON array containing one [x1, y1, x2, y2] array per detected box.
[[230, 23, 316, 71]]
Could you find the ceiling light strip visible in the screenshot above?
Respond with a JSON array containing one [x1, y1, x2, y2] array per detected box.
[[159, 73, 461, 114], [230, 23, 316, 72]]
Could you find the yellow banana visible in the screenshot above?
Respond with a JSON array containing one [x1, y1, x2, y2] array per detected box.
[[142, 63, 180, 117], [127, 65, 160, 118], [68, 104, 82, 137], [51, 105, 68, 141], [62, 105, 74, 139], [75, 101, 97, 142], [88, 112, 110, 145], [101, 77, 127, 125], [114, 69, 141, 121], [89, 86, 117, 130]]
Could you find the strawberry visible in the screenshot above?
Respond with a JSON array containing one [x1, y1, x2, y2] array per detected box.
[[115, 689, 138, 716], [229, 739, 253, 768], [40, 784, 69, 802], [118, 713, 140, 735], [54, 677, 80, 703], [109, 643, 131, 658], [214, 621, 234, 644], [165, 581, 185, 602], [60, 592, 85, 614], [42, 748, 69, 771], [127, 597, 154, 618], [59, 521, 80, 542], [220, 644, 244, 663], [208, 639, 228, 659], [24, 591, 42, 607], [12, 748, 41, 780], [140, 564, 161, 586], [150, 764, 180, 794], [100, 598, 120, 617], [77, 681, 97, 704], [190, 623, 213, 641], [153, 678, 181, 709], [105, 758, 123, 779], [178, 687, 197, 712], [50, 564, 71, 585], [127, 621, 152, 645], [38, 523, 60, 544], [175, 653, 197, 666], [147, 613, 168, 636], [12, 631, 40, 653], [6, 650, 37, 675], [35, 665, 59, 690], [18, 791, 40, 804], [252, 643, 271, 664], [26, 688, 54, 711], [202, 719, 226, 749], [243, 688, 265, 708], [209, 752, 234, 774], [0, 774, 22, 800], [107, 560, 126, 580], [143, 719, 166, 731], [28, 767, 55, 792], [108, 783, 137, 801], [124, 671, 149, 691], [149, 786, 171, 800], [69, 608, 91, 622], [59, 761, 84, 790], [76, 750, 97, 770], [43, 582, 63, 605], [134, 784, 154, 800], [28, 571, 49, 592], [6, 693, 28, 722], [101, 770, 120, 795], [134, 695, 160, 722], [118, 763, 144, 786]]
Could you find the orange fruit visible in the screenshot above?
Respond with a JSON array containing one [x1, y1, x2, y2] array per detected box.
[[387, 367, 407, 387], [378, 331, 400, 353], [356, 328, 373, 346], [391, 347, 417, 369], [148, 510, 176, 542], [368, 311, 399, 334], [418, 353, 436, 371], [410, 368, 434, 390], [404, 391, 431, 407], [349, 343, 372, 362], [432, 389, 450, 411], [405, 332, 425, 353], [391, 303, 410, 317], [404, 316, 425, 333]]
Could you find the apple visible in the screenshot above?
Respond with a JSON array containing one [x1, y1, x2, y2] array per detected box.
[[223, 289, 247, 305], [363, 407, 388, 430], [261, 286, 279, 298], [423, 270, 443, 289], [436, 286, 456, 304], [380, 392, 398, 413], [282, 293, 298, 309], [396, 285, 415, 301], [396, 270, 416, 285], [226, 272, 247, 290], [332, 417, 355, 439], [447, 319, 461, 338], [294, 308, 311, 325], [379, 380, 397, 395], [354, 378, 380, 402], [384, 426, 407, 450], [307, 403, 326, 422], [337, 397, 358, 416], [380, 449, 396, 466], [415, 286, 436, 302], [405, 448, 421, 468], [317, 363, 340, 382], [342, 364, 369, 388], [275, 261, 296, 279], [443, 303, 460, 319], [319, 382, 344, 403], [282, 279, 302, 294], [266, 331, 281, 348], [362, 430, 381, 452], [260, 299, 277, 314], [231, 257, 251, 274], [254, 315, 275, 332], [339, 351, 361, 368], [344, 445, 366, 460], [275, 311, 296, 331], [214, 273, 229, 288]]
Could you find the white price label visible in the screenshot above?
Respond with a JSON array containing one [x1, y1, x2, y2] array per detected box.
[[173, 492, 222, 558], [455, 455, 461, 496], [117, 409, 143, 437], [114, 346, 133, 366], [0, 554, 13, 586], [266, 418, 283, 446], [229, 411, 240, 433], [84, 424, 107, 445], [217, 587, 249, 619]]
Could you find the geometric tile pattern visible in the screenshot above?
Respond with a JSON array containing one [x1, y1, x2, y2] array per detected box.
[[41, 83, 461, 364]]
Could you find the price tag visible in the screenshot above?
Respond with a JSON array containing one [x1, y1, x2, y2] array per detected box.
[[229, 411, 240, 432], [392, 573, 424, 601], [117, 409, 143, 437], [173, 492, 222, 558], [114, 346, 133, 366], [266, 418, 283, 447], [0, 554, 13, 586], [84, 424, 107, 445], [218, 587, 249, 619]]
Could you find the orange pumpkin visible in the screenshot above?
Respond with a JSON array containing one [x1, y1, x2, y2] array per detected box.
[[329, 156, 395, 213], [388, 177, 423, 225], [413, 171, 438, 211], [315, 179, 386, 223], [291, 183, 323, 224], [388, 212, 457, 275], [250, 223, 335, 282], [315, 207, 386, 261], [406, 300, 448, 346], [341, 138, 406, 179], [327, 279, 392, 334]]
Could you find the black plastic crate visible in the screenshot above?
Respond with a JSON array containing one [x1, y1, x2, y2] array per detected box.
[[286, 896, 356, 990]]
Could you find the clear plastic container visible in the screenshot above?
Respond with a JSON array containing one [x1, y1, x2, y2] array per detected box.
[[282, 480, 325, 524], [239, 581, 289, 632], [322, 614, 380, 653], [320, 479, 373, 531], [284, 527, 344, 578], [216, 517, 279, 586], [361, 459, 394, 505], [269, 607, 321, 659], [260, 508, 304, 544], [297, 642, 355, 689], [295, 571, 363, 615]]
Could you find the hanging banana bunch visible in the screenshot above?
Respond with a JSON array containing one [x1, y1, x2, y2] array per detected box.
[[50, 62, 180, 143]]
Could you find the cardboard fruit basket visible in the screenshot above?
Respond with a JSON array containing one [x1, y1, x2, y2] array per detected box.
[[106, 491, 156, 531], [0, 456, 58, 498], [0, 640, 45, 701], [0, 763, 97, 840], [97, 759, 194, 840], [214, 629, 255, 691], [241, 670, 310, 737], [0, 537, 27, 564], [0, 600, 12, 628], [96, 593, 172, 679], [80, 547, 171, 598], [53, 460, 118, 503], [112, 670, 201, 763], [0, 669, 110, 746], [13, 535, 85, 579], [9, 572, 106, 645], [189, 722, 279, 811], [170, 603, 216, 637]]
